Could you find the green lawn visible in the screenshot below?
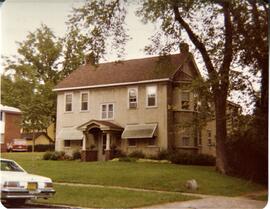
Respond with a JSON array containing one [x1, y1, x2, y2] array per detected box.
[[2, 152, 265, 196], [35, 184, 195, 208]]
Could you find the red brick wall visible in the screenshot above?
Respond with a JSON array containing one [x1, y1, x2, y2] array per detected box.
[[1, 112, 22, 152]]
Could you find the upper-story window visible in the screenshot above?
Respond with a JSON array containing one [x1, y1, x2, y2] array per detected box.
[[146, 85, 157, 107], [81, 92, 89, 111], [128, 87, 138, 109], [65, 93, 73, 112], [181, 91, 190, 110], [101, 103, 114, 120]]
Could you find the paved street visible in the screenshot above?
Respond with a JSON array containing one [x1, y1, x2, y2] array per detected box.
[[2, 202, 76, 209]]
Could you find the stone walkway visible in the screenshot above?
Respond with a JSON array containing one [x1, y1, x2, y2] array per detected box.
[[55, 182, 267, 209]]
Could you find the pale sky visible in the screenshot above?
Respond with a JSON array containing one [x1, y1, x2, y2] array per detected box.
[[1, 0, 157, 61], [0, 0, 255, 113]]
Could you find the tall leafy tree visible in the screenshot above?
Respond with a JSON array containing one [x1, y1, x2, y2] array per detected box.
[[63, 0, 267, 174], [2, 24, 62, 135], [137, 0, 234, 173]]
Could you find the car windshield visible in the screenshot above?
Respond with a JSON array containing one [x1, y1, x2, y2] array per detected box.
[[0, 160, 24, 172]]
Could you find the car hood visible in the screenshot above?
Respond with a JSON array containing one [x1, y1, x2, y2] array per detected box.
[[1, 171, 52, 183]]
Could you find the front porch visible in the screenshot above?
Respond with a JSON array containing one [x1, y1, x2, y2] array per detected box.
[[77, 120, 123, 161]]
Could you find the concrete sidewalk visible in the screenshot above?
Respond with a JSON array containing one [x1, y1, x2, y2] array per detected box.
[[139, 196, 267, 209]]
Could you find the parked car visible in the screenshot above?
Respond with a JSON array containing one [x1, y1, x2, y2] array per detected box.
[[1, 158, 55, 206], [7, 138, 28, 152]]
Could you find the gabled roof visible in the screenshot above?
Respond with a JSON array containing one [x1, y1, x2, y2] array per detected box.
[[77, 120, 123, 132], [54, 53, 195, 91]]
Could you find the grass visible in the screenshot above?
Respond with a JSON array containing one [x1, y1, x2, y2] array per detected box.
[[35, 184, 196, 208], [2, 152, 266, 196]]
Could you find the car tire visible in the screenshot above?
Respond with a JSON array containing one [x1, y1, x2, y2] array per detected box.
[[5, 199, 26, 207]]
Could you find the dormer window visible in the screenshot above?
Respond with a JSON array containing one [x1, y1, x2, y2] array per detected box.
[[146, 85, 157, 107], [128, 88, 138, 109], [65, 93, 73, 112]]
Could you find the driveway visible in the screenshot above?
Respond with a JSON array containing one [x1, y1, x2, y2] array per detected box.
[[140, 196, 267, 209]]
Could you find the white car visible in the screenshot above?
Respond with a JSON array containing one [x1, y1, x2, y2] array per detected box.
[[1, 158, 55, 206]]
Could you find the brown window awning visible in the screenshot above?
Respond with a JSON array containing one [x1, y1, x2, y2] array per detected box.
[[121, 124, 157, 139]]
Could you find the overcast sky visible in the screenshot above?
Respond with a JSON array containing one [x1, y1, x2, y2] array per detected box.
[[1, 0, 157, 61], [0, 0, 255, 113]]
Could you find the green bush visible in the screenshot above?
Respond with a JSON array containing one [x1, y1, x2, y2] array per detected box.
[[50, 151, 65, 160], [169, 152, 215, 166], [27, 144, 55, 152], [156, 149, 170, 160], [118, 157, 137, 162], [128, 150, 145, 159], [72, 150, 81, 160], [43, 151, 53, 160]]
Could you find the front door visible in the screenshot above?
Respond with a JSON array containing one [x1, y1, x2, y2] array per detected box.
[[98, 134, 107, 161]]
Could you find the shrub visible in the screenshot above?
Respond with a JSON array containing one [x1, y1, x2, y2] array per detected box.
[[169, 152, 215, 166], [128, 150, 145, 159], [43, 151, 53, 160], [72, 150, 81, 160], [156, 149, 170, 160], [50, 151, 65, 160], [118, 157, 136, 162], [28, 144, 55, 152]]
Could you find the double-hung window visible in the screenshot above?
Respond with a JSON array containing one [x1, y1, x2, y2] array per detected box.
[[101, 103, 114, 120], [65, 93, 73, 112], [128, 88, 138, 108], [81, 92, 89, 111], [146, 85, 157, 107], [181, 91, 190, 110]]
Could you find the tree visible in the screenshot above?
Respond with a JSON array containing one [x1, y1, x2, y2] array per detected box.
[[2, 24, 62, 137], [136, 0, 235, 173], [65, 0, 267, 174], [66, 0, 130, 63]]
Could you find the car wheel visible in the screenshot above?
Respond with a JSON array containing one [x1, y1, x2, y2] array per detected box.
[[5, 199, 26, 207]]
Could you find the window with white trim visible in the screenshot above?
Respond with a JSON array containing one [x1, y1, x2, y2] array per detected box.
[[181, 91, 190, 110], [128, 88, 138, 108], [146, 85, 157, 107], [65, 93, 73, 112], [128, 139, 136, 147], [101, 103, 114, 120], [81, 92, 89, 111]]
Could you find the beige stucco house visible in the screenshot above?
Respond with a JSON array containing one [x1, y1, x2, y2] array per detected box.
[[54, 47, 240, 161]]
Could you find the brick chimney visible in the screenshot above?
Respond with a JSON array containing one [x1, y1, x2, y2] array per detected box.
[[179, 42, 189, 54], [84, 52, 96, 65]]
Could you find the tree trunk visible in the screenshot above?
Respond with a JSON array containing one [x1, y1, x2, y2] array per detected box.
[[214, 92, 228, 174], [32, 131, 35, 152]]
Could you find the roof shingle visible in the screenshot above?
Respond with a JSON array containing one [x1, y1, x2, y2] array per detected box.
[[55, 53, 189, 90]]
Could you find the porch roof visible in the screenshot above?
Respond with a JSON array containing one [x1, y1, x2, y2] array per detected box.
[[77, 120, 123, 132], [121, 124, 157, 139], [57, 127, 83, 140]]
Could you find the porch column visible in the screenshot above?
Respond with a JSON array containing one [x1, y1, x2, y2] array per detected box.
[[105, 133, 112, 161], [105, 133, 110, 150], [82, 132, 87, 151]]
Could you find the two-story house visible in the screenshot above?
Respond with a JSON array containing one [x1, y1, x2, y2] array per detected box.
[[0, 104, 22, 152], [56, 44, 236, 161]]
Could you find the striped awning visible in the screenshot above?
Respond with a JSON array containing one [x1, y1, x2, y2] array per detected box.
[[121, 124, 157, 139], [57, 127, 83, 140]]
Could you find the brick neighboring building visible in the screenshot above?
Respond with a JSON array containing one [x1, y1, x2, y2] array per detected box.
[[0, 104, 22, 152]]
